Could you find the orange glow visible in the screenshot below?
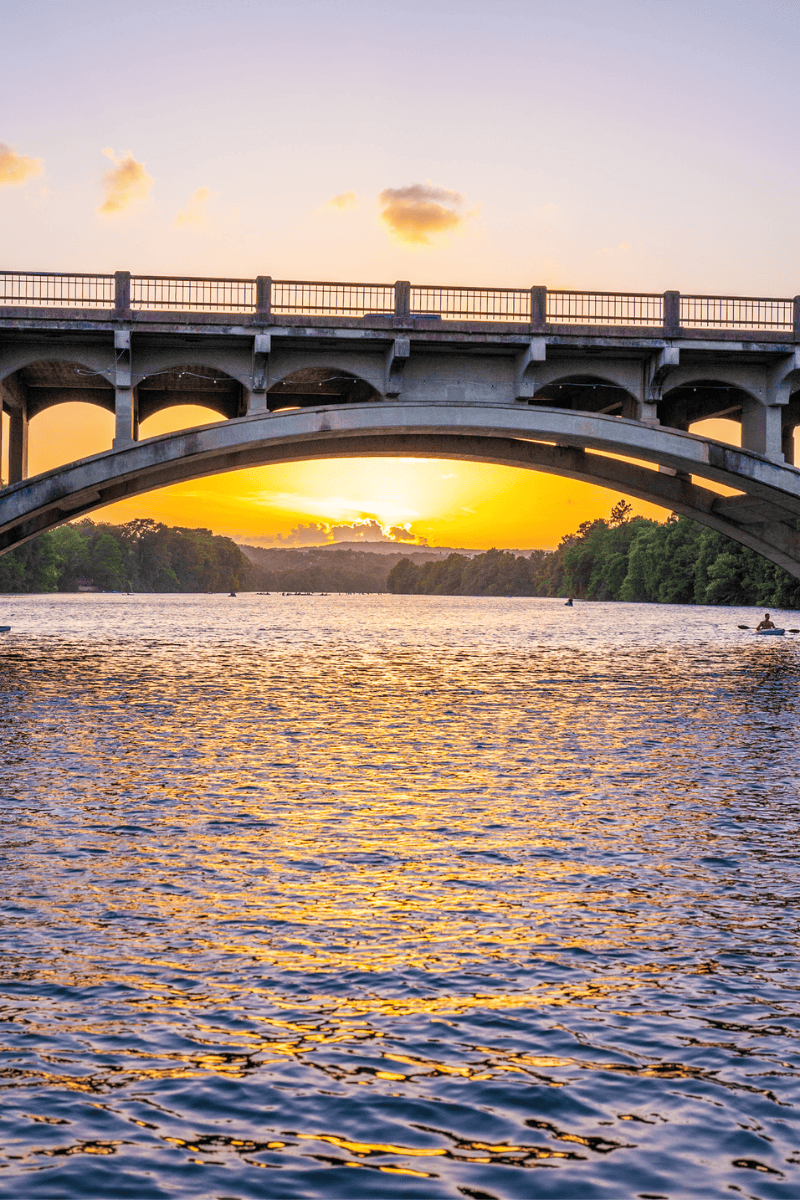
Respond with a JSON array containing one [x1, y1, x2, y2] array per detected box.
[[27, 403, 669, 549]]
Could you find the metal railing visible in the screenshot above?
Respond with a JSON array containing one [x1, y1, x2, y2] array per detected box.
[[680, 295, 793, 332], [271, 281, 394, 317], [547, 290, 663, 326], [0, 271, 114, 308], [1, 270, 798, 335], [130, 275, 256, 311], [410, 286, 530, 322]]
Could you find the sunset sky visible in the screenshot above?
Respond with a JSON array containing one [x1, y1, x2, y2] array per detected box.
[[2, 0, 798, 548]]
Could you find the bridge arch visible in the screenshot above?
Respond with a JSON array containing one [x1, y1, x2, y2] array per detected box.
[[660, 378, 755, 434], [2, 402, 800, 576], [0, 344, 115, 385], [130, 346, 252, 392], [531, 373, 638, 418], [267, 352, 386, 398], [7, 360, 115, 419], [136, 364, 245, 424], [267, 366, 380, 411]]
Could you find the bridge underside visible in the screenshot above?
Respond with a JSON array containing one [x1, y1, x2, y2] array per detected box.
[[2, 404, 800, 577]]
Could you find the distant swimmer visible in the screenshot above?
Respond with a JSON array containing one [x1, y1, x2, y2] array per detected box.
[[756, 613, 776, 630], [565, 596, 574, 607]]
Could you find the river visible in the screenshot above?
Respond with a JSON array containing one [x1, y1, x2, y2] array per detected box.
[[0, 594, 798, 1199]]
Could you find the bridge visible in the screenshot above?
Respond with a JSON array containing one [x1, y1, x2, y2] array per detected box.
[[3, 270, 800, 575]]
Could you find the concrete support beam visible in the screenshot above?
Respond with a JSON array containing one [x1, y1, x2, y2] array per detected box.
[[641, 346, 680, 422], [1, 373, 29, 484], [247, 333, 271, 414], [385, 337, 410, 397], [783, 425, 795, 466], [9, 405, 28, 484], [113, 330, 138, 447], [741, 398, 784, 461], [514, 338, 547, 400]]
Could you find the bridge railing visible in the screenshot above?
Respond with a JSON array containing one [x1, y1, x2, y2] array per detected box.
[[271, 281, 394, 317], [680, 295, 794, 332], [130, 276, 256, 311], [545, 290, 664, 326], [2, 270, 799, 335], [410, 286, 531, 322], [0, 271, 115, 308]]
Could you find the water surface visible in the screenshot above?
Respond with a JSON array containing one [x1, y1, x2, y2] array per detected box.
[[1, 594, 798, 1198]]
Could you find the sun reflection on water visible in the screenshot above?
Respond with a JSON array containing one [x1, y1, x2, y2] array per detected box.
[[0, 594, 799, 1197]]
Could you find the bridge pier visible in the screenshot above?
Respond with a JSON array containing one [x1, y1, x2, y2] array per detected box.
[[112, 331, 138, 448], [8, 405, 28, 484], [113, 384, 139, 447], [246, 333, 270, 414], [741, 398, 784, 462]]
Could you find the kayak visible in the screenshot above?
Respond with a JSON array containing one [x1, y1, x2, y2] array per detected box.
[[0, 626, 9, 633], [755, 628, 785, 636]]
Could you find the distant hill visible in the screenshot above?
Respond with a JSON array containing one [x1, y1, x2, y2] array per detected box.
[[236, 542, 543, 593], [237, 544, 408, 592]]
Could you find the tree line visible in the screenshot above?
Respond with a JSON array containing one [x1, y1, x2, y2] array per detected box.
[[0, 519, 251, 593], [3, 506, 800, 606], [387, 502, 800, 608]]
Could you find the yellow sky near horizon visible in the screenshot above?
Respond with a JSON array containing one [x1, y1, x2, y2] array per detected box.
[[20, 403, 748, 550]]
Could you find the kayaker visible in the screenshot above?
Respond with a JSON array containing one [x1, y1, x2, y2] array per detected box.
[[756, 613, 776, 630]]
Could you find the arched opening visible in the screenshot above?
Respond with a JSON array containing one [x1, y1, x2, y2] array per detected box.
[[2, 360, 115, 481], [659, 380, 749, 434], [29, 404, 116, 475], [530, 375, 637, 418], [11, 360, 115, 420], [782, 390, 800, 466], [136, 364, 244, 424], [267, 367, 379, 411]]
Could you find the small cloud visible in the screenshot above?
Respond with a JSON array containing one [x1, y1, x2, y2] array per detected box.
[[174, 186, 213, 227], [0, 142, 44, 186], [326, 190, 357, 211], [98, 148, 153, 216], [378, 182, 471, 245], [597, 241, 631, 257]]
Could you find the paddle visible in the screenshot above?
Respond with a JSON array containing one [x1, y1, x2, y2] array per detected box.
[[738, 624, 800, 632]]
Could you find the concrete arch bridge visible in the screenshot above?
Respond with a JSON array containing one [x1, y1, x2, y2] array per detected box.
[[2, 270, 800, 575]]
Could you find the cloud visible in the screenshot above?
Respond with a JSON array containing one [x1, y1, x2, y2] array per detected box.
[[378, 182, 470, 245], [0, 142, 43, 186], [262, 519, 427, 547], [98, 148, 153, 215], [597, 241, 631, 257], [174, 186, 213, 227], [326, 190, 357, 210]]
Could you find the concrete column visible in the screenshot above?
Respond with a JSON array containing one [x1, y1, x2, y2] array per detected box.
[[247, 333, 270, 413], [741, 398, 784, 461], [245, 388, 268, 414], [113, 330, 138, 448], [9, 405, 28, 483], [782, 423, 796, 466], [114, 385, 138, 445], [637, 401, 659, 423]]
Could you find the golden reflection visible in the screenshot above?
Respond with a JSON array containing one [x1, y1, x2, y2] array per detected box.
[[4, 601, 796, 1191]]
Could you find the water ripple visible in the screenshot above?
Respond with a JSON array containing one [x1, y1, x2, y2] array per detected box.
[[0, 594, 798, 1198]]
